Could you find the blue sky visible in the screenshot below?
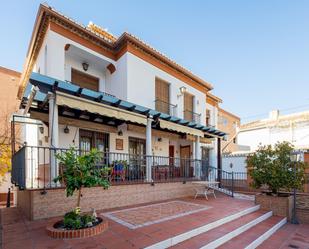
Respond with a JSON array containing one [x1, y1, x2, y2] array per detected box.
[[1, 1, 308, 122]]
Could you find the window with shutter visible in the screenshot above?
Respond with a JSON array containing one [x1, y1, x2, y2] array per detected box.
[[184, 92, 194, 121], [206, 109, 211, 126], [71, 68, 99, 91], [155, 78, 170, 114]]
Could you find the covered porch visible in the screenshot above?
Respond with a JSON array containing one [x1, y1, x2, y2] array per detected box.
[[12, 73, 227, 190]]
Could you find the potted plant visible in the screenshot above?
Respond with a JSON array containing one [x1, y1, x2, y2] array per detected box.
[[46, 147, 110, 239], [247, 142, 307, 220], [111, 160, 127, 181]]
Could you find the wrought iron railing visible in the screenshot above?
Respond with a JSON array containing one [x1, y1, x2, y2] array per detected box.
[[154, 99, 177, 116], [11, 146, 235, 197], [183, 110, 201, 124]]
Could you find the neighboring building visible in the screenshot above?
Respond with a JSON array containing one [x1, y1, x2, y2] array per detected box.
[[11, 4, 230, 219], [217, 107, 241, 154], [0, 66, 21, 206], [238, 110, 309, 151]]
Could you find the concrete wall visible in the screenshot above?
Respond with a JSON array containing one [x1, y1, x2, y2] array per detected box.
[[19, 182, 196, 220]]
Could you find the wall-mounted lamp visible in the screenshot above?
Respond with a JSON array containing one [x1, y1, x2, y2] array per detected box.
[[64, 125, 70, 134], [118, 130, 123, 136], [177, 86, 187, 98], [157, 137, 162, 142], [39, 126, 44, 134], [82, 62, 89, 71]]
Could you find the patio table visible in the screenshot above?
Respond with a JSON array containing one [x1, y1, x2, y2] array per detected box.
[[192, 181, 219, 200]]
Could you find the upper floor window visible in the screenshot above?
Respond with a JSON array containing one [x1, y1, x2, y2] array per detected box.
[[184, 92, 195, 122], [206, 109, 211, 126], [71, 68, 99, 91], [155, 78, 171, 114], [219, 116, 228, 126]]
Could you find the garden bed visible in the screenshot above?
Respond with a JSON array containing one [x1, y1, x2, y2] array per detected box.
[[255, 193, 293, 221], [46, 217, 108, 239]]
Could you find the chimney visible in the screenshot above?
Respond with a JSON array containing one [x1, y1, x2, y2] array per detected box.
[[269, 110, 280, 120]]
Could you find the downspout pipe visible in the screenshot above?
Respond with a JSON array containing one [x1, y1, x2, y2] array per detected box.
[[23, 85, 39, 115]]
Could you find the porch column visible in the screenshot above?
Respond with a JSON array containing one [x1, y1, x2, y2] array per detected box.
[[146, 117, 152, 182], [194, 136, 201, 178], [48, 93, 59, 184]]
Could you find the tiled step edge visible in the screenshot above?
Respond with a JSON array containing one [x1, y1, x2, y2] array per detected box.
[[244, 217, 287, 249], [199, 211, 273, 249], [145, 205, 260, 249]]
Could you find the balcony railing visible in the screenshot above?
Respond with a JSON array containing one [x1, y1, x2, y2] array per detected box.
[[184, 110, 201, 124], [11, 146, 234, 195], [155, 99, 177, 116]]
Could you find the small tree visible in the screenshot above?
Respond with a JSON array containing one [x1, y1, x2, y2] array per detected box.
[[0, 144, 11, 183], [54, 147, 110, 208], [247, 142, 307, 194]]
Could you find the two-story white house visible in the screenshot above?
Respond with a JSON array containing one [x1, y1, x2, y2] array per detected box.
[[12, 4, 228, 220]]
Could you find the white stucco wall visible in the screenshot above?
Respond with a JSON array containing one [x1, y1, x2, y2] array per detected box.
[[222, 155, 247, 173], [27, 26, 220, 169], [126, 52, 207, 124], [206, 103, 218, 127], [238, 121, 309, 151], [64, 54, 106, 92], [238, 127, 270, 151], [105, 54, 128, 100], [34, 29, 116, 92]]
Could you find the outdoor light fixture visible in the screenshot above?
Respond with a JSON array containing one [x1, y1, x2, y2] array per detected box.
[[39, 126, 44, 134], [64, 125, 70, 134], [82, 62, 89, 71], [177, 86, 187, 98], [118, 130, 123, 136], [290, 151, 299, 225]]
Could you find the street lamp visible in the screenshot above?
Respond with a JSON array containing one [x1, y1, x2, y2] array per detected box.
[[290, 151, 299, 225]]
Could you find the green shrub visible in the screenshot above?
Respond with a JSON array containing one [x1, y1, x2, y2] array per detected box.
[[247, 141, 307, 194], [63, 208, 96, 230]]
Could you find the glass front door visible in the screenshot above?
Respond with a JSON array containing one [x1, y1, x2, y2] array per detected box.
[[79, 129, 109, 164]]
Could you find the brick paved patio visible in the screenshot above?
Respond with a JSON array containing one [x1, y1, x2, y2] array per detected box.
[[1, 194, 253, 249], [1, 193, 308, 249]]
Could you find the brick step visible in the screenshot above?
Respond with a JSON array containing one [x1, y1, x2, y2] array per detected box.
[[145, 205, 260, 249], [217, 216, 286, 249], [256, 223, 296, 249], [171, 210, 270, 249]]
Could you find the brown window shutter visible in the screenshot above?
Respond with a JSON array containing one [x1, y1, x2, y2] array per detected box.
[[71, 68, 99, 91], [155, 78, 170, 113], [184, 93, 194, 121]]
